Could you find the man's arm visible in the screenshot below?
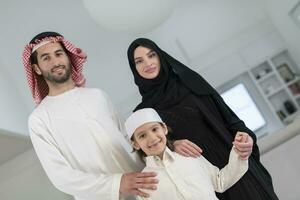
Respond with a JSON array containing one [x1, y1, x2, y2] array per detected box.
[[97, 90, 158, 197], [29, 115, 122, 200], [120, 172, 158, 198], [101, 90, 128, 138], [100, 89, 145, 169]]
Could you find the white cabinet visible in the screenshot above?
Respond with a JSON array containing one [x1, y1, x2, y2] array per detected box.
[[249, 49, 300, 124]]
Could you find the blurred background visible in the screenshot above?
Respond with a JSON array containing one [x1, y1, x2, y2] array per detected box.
[[0, 0, 299, 199]]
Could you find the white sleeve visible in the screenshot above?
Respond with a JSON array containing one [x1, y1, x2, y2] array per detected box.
[[201, 147, 248, 193], [136, 196, 150, 200], [98, 89, 145, 171], [101, 90, 128, 139], [135, 193, 153, 200], [29, 115, 122, 200]]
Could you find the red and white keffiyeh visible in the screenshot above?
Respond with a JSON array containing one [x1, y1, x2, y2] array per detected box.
[[22, 35, 87, 104]]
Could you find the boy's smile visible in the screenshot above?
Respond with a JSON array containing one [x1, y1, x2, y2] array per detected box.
[[133, 122, 167, 159]]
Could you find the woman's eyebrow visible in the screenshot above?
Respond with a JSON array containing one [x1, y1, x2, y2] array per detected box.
[[134, 57, 142, 61], [146, 50, 155, 55]]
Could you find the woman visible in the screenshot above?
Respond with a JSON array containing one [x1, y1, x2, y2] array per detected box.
[[126, 38, 278, 200]]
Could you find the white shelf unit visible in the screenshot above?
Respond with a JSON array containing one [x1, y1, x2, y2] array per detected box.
[[249, 49, 300, 125]]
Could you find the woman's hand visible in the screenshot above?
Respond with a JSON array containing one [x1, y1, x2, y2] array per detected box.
[[173, 139, 202, 157], [233, 132, 253, 160]]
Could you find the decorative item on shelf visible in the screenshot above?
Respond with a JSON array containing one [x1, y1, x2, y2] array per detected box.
[[258, 70, 267, 78], [255, 74, 261, 80], [265, 68, 272, 73], [288, 83, 300, 95], [256, 68, 270, 80], [277, 63, 295, 83], [284, 100, 297, 114], [276, 110, 286, 121]]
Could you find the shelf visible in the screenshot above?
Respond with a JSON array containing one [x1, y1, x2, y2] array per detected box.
[[257, 71, 276, 83], [266, 86, 285, 97], [283, 110, 300, 125], [296, 98, 300, 107], [251, 61, 273, 80], [288, 79, 300, 96], [250, 48, 300, 126], [258, 75, 282, 96], [286, 77, 300, 86]]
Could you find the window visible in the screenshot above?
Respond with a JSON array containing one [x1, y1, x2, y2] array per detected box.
[[221, 83, 266, 131]]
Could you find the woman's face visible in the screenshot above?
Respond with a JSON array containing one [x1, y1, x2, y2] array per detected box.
[[133, 46, 161, 79]]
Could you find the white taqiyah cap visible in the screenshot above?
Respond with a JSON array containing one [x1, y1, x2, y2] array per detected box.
[[125, 108, 163, 141]]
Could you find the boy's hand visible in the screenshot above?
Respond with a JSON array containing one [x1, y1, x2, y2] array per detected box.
[[233, 132, 253, 160], [120, 172, 158, 198]]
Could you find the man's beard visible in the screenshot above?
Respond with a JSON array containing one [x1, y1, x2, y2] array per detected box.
[[42, 64, 72, 84]]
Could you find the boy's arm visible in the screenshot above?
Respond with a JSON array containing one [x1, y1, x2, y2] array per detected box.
[[201, 148, 248, 193]]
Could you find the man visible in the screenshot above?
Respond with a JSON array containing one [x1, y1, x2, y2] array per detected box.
[[22, 32, 157, 200]]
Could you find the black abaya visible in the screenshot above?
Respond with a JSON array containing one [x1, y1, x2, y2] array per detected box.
[[127, 38, 279, 200], [158, 93, 274, 199]]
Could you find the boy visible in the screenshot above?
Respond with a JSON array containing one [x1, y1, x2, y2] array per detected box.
[[125, 108, 250, 200]]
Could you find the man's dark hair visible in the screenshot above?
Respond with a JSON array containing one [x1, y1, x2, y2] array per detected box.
[[29, 31, 64, 66], [30, 31, 62, 44], [29, 42, 68, 65]]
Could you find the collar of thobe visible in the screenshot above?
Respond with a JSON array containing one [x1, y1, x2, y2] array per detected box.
[[145, 147, 176, 167]]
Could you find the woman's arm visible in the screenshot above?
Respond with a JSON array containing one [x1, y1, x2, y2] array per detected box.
[[212, 95, 260, 161]]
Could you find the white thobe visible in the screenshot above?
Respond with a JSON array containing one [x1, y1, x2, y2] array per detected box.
[[138, 147, 248, 200], [29, 87, 142, 200]]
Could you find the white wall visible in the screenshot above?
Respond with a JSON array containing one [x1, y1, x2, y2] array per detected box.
[[260, 135, 300, 200], [263, 0, 300, 68], [0, 0, 283, 134], [0, 62, 29, 136], [257, 116, 300, 199], [195, 22, 285, 88], [118, 0, 284, 113], [0, 149, 72, 200], [118, 2, 290, 116]]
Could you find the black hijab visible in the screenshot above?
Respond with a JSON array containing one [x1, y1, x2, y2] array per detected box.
[[127, 38, 219, 110]]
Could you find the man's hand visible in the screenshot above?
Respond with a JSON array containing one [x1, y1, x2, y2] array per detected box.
[[173, 139, 202, 157], [120, 172, 158, 198], [233, 132, 253, 160]]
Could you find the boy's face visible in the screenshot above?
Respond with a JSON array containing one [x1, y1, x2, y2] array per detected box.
[[133, 122, 167, 159]]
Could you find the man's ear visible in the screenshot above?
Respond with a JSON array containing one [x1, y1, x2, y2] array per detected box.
[[132, 141, 141, 150], [32, 64, 42, 75]]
